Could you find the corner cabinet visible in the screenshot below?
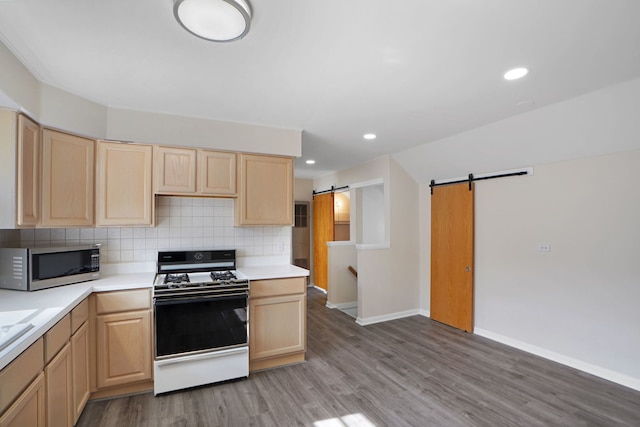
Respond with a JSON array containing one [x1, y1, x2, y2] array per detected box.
[[249, 277, 306, 371], [41, 129, 95, 227], [0, 110, 41, 229], [16, 114, 40, 227], [236, 154, 293, 225], [96, 141, 153, 226]]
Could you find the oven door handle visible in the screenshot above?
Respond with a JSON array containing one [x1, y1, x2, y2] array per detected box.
[[154, 292, 248, 305], [155, 347, 248, 367]]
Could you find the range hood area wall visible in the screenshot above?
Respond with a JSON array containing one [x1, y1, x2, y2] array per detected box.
[[18, 196, 292, 264]]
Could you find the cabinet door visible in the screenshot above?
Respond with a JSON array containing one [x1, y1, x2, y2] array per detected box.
[[198, 150, 236, 195], [237, 154, 293, 225], [154, 146, 197, 194], [96, 310, 152, 389], [96, 141, 153, 226], [16, 114, 40, 227], [249, 293, 306, 361], [45, 342, 73, 427], [41, 129, 94, 227], [0, 372, 45, 427], [71, 322, 90, 423]]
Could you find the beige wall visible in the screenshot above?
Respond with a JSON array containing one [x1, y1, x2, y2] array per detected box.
[[39, 84, 108, 137], [294, 178, 314, 202], [326, 243, 357, 306], [316, 155, 420, 323], [106, 108, 301, 157], [0, 42, 40, 117]]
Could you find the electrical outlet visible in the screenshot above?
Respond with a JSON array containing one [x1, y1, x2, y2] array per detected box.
[[537, 243, 551, 252]]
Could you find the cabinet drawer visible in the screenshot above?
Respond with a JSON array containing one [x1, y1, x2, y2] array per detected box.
[[0, 337, 44, 414], [44, 314, 71, 364], [250, 277, 306, 298], [95, 289, 151, 314], [71, 298, 88, 334]]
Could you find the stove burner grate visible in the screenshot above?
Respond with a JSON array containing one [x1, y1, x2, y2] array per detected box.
[[210, 271, 237, 281], [164, 273, 190, 284]]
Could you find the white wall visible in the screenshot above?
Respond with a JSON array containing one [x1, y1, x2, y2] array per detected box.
[[395, 76, 640, 184], [473, 150, 640, 387], [359, 184, 385, 244], [19, 196, 291, 265], [404, 78, 640, 390], [0, 43, 302, 158]]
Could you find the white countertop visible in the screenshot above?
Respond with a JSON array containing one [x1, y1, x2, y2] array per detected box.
[[0, 264, 308, 371], [0, 273, 153, 371], [237, 264, 309, 281]]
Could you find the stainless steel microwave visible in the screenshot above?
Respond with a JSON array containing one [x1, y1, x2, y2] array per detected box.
[[0, 245, 100, 291]]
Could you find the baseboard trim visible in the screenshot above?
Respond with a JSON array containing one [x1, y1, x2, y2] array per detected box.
[[474, 327, 640, 392], [356, 309, 421, 326], [326, 301, 357, 310]]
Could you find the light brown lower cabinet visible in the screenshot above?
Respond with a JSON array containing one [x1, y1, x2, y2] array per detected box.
[[94, 290, 152, 391], [249, 277, 306, 371], [71, 322, 90, 424], [45, 342, 73, 427], [0, 372, 46, 427]]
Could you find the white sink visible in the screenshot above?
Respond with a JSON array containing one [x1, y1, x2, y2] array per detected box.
[[0, 323, 34, 352]]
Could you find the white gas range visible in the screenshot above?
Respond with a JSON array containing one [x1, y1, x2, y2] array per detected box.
[[152, 249, 249, 395]]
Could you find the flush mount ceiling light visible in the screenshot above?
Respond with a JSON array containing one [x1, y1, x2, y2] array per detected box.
[[504, 67, 529, 80], [174, 0, 251, 42], [305, 160, 316, 165], [363, 133, 377, 140]]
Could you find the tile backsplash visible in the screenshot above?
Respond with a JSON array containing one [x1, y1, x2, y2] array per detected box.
[[18, 196, 292, 264]]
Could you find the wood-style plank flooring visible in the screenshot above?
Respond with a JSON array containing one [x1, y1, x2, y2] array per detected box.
[[77, 288, 640, 426]]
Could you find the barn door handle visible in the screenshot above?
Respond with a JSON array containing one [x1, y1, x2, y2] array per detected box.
[[465, 266, 471, 272]]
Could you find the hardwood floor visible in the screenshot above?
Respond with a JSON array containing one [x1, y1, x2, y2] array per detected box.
[[77, 288, 640, 426]]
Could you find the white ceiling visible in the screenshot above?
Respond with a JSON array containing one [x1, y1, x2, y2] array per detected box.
[[1, 0, 639, 179]]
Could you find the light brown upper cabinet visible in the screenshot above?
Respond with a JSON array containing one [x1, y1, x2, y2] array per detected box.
[[0, 110, 41, 229], [236, 154, 293, 226], [41, 129, 95, 227], [154, 146, 197, 194], [16, 115, 40, 227], [154, 146, 236, 197], [197, 149, 236, 195], [96, 141, 153, 226]]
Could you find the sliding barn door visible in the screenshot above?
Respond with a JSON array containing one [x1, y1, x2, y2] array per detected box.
[[430, 183, 474, 332], [312, 193, 334, 291]]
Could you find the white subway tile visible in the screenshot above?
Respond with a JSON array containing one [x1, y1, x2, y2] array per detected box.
[[120, 250, 134, 262]]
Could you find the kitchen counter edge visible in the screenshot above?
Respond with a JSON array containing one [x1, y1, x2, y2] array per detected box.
[[0, 272, 154, 370]]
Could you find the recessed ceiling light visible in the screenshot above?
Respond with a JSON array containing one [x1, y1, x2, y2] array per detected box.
[[363, 133, 377, 140], [504, 67, 529, 80], [305, 160, 316, 165]]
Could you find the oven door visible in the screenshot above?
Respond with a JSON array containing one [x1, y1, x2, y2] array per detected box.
[[154, 292, 248, 359]]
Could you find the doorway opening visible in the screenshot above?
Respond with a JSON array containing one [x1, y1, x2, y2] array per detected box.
[[292, 201, 310, 285]]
